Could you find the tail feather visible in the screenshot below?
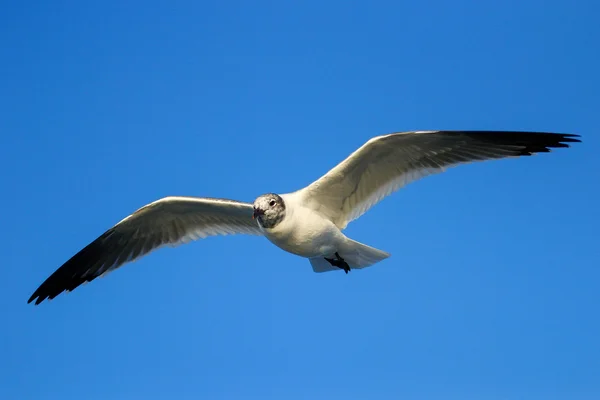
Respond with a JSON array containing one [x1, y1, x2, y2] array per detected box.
[[309, 239, 390, 273], [309, 257, 340, 273]]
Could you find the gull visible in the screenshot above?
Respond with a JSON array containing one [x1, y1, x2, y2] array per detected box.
[[27, 130, 580, 305]]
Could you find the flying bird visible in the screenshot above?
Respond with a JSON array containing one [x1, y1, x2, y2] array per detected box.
[[28, 130, 580, 305]]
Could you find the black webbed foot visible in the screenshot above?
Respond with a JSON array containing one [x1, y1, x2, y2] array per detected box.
[[324, 252, 351, 274]]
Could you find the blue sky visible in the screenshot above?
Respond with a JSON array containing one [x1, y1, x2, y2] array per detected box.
[[1, 0, 599, 399]]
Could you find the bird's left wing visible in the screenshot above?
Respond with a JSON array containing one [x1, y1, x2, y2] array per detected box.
[[295, 130, 580, 229], [28, 196, 261, 305]]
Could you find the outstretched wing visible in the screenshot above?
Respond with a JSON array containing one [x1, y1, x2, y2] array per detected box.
[[296, 131, 580, 229], [28, 196, 261, 304]]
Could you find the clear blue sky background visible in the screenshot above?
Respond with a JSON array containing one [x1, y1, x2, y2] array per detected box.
[[1, 0, 599, 399]]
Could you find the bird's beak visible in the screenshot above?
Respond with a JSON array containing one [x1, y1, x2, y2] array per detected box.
[[252, 208, 263, 220]]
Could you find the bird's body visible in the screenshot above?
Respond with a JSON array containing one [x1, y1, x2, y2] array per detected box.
[[258, 192, 390, 272], [260, 193, 344, 258], [27, 130, 581, 305]]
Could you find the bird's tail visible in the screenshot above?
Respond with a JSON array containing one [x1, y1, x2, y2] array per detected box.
[[309, 238, 390, 273]]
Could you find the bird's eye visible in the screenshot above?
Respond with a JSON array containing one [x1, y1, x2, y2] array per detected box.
[[269, 200, 276, 207]]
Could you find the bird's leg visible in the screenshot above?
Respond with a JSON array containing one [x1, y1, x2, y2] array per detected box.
[[324, 252, 351, 274]]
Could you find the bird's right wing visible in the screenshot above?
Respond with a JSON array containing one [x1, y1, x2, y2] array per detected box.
[[295, 131, 580, 229], [28, 196, 261, 305]]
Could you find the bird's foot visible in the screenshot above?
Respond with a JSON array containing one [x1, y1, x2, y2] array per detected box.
[[324, 252, 351, 274]]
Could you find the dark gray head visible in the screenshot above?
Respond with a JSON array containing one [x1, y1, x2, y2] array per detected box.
[[252, 193, 286, 229]]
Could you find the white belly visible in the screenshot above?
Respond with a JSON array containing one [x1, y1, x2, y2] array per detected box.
[[261, 204, 345, 258]]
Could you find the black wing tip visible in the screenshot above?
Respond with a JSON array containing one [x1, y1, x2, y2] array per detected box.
[[433, 130, 582, 154], [27, 258, 105, 305], [512, 132, 581, 155], [27, 283, 56, 306], [521, 132, 582, 145], [27, 291, 52, 306], [26, 228, 118, 306], [27, 293, 42, 305], [433, 130, 581, 139], [27, 283, 75, 305], [27, 270, 82, 306], [28, 295, 49, 306], [27, 274, 92, 305]]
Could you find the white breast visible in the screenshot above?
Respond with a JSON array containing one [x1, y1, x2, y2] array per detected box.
[[260, 193, 345, 258]]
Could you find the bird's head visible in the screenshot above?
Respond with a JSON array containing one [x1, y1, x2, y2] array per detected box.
[[252, 193, 286, 229]]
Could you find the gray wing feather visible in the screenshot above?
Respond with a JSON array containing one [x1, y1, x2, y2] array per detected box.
[[297, 130, 580, 229], [28, 196, 261, 304]]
